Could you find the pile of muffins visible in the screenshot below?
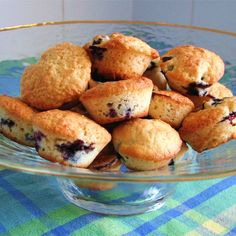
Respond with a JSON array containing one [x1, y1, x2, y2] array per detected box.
[[0, 32, 235, 171]]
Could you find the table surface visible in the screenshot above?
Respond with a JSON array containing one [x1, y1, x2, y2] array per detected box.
[[0, 167, 235, 236]]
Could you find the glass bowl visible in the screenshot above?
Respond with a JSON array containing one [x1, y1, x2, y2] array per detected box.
[[1, 21, 236, 215]]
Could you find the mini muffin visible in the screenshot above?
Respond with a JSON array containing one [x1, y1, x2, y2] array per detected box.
[[0, 95, 36, 146], [160, 45, 225, 96], [84, 33, 158, 81], [21, 42, 91, 110], [80, 77, 153, 124], [186, 82, 233, 110], [88, 143, 121, 171], [149, 90, 194, 128], [32, 109, 111, 168], [179, 97, 236, 152], [143, 58, 167, 90], [112, 118, 182, 170]]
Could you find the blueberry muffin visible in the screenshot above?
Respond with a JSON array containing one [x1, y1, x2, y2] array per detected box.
[[186, 82, 233, 110], [179, 97, 236, 152], [149, 90, 194, 128], [84, 33, 158, 81], [160, 45, 225, 96], [21, 42, 91, 110], [112, 118, 182, 170], [0, 95, 36, 146], [143, 58, 167, 90], [32, 109, 111, 168], [80, 77, 153, 124]]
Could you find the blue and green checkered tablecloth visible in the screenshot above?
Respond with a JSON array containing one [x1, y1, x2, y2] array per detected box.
[[0, 167, 235, 236]]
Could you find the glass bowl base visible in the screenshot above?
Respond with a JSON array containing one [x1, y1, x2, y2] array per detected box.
[[58, 178, 175, 215], [63, 195, 166, 216]]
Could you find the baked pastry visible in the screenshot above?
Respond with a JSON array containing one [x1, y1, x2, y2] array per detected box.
[[186, 82, 233, 110], [32, 109, 111, 167], [143, 58, 167, 90], [179, 97, 236, 152], [80, 77, 153, 124], [88, 144, 121, 171], [160, 45, 225, 95], [84, 33, 158, 81], [149, 90, 194, 128], [21, 42, 91, 110], [112, 118, 182, 170], [0, 95, 36, 146]]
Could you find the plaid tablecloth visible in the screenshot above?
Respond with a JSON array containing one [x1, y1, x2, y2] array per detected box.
[[0, 167, 235, 236]]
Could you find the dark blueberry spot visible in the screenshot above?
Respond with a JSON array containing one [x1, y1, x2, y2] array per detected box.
[[220, 111, 236, 126], [89, 45, 107, 60], [168, 159, 175, 166], [92, 38, 102, 45], [211, 98, 223, 106], [0, 118, 15, 129], [34, 131, 45, 151], [108, 108, 117, 118], [56, 139, 95, 161], [25, 133, 34, 142], [107, 102, 113, 107], [162, 56, 173, 62], [184, 82, 211, 96], [125, 108, 132, 119]]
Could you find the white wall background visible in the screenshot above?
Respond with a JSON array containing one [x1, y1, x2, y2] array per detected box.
[[0, 0, 236, 32]]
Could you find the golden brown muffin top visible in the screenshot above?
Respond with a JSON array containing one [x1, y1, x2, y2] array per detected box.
[[152, 90, 194, 107], [0, 95, 36, 122], [180, 96, 236, 133], [112, 118, 182, 162], [21, 42, 91, 110], [84, 32, 159, 59], [80, 77, 153, 100], [160, 45, 225, 86], [32, 109, 111, 143], [39, 42, 91, 69], [209, 82, 233, 98]]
